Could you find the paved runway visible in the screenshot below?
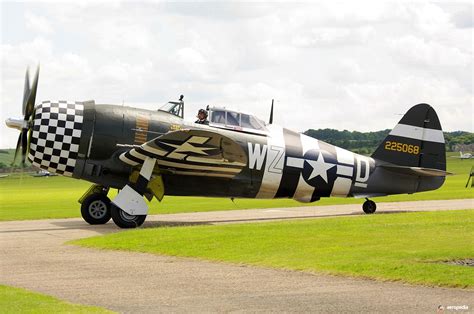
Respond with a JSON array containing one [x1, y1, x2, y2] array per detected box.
[[1, 199, 473, 313]]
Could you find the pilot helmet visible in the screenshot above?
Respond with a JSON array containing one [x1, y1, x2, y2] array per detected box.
[[198, 109, 208, 117]]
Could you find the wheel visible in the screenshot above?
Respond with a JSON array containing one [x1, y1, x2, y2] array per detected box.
[[362, 200, 377, 214], [110, 204, 146, 228], [81, 194, 111, 224]]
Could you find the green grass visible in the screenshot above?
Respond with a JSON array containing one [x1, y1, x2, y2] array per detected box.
[[0, 153, 472, 221], [0, 285, 111, 313], [73, 210, 474, 288]]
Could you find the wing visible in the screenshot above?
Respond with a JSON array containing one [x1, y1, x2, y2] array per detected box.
[[119, 129, 248, 179]]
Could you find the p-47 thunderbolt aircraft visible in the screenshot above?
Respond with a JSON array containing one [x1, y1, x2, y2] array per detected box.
[[6, 67, 450, 228]]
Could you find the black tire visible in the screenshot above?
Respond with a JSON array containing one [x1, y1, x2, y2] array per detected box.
[[81, 194, 111, 225], [362, 200, 377, 214], [110, 204, 146, 228]]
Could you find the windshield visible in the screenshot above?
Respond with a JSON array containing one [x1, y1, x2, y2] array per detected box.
[[209, 109, 267, 132], [159, 101, 183, 118], [241, 114, 265, 130]]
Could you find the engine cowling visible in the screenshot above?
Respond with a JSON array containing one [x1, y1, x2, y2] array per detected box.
[[28, 100, 84, 176]]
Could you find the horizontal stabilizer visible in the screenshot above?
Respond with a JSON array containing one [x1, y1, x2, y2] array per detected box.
[[379, 164, 453, 177]]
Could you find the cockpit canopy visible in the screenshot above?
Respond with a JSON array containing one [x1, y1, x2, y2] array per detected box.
[[158, 96, 268, 135], [208, 107, 267, 135]]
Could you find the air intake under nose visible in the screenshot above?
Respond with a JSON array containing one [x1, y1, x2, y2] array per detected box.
[[28, 101, 84, 177]]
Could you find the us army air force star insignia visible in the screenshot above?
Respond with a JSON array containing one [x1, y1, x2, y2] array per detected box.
[[305, 152, 336, 183], [286, 151, 336, 184]]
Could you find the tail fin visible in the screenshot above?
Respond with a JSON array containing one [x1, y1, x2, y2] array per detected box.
[[372, 103, 446, 171]]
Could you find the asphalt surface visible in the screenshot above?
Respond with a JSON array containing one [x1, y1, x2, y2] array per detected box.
[[1, 199, 473, 313]]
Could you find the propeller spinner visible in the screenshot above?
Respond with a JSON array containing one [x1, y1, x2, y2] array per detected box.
[[5, 66, 40, 165]]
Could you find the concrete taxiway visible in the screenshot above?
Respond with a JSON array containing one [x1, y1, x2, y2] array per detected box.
[[1, 199, 473, 313]]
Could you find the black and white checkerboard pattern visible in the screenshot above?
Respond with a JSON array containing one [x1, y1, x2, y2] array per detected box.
[[28, 101, 84, 177]]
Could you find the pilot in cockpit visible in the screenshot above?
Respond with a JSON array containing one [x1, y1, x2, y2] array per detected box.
[[195, 109, 209, 125]]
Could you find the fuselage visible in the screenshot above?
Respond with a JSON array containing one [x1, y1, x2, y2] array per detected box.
[[27, 100, 443, 203]]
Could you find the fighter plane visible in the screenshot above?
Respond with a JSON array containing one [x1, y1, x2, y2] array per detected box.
[[30, 169, 57, 177], [451, 151, 473, 159], [5, 67, 451, 228]]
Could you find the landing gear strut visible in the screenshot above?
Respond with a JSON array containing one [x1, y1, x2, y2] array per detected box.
[[111, 157, 157, 229], [362, 198, 376, 214]]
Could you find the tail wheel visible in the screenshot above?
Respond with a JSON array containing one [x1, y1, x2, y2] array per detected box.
[[81, 194, 112, 224], [110, 204, 146, 228], [362, 199, 377, 214]]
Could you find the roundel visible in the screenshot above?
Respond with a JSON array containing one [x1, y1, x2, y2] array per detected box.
[[301, 149, 338, 191]]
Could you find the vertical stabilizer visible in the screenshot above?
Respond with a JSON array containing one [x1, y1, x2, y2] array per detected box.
[[372, 103, 446, 171]]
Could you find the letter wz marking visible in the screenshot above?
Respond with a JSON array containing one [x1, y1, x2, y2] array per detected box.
[[268, 145, 285, 174], [248, 143, 267, 170]]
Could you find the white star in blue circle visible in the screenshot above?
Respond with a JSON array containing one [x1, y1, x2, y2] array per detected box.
[[305, 152, 336, 183]]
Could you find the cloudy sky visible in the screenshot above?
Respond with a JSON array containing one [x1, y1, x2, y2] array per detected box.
[[1, 1, 472, 148]]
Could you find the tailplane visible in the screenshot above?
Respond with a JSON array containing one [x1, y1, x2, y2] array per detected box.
[[372, 103, 446, 171]]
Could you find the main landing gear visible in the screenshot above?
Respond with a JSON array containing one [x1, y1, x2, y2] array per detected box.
[[110, 204, 146, 229], [362, 198, 377, 214], [79, 158, 163, 229], [79, 185, 111, 225], [78, 184, 147, 228]]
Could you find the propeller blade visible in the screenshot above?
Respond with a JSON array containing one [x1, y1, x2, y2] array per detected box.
[[12, 133, 22, 165], [22, 68, 30, 116], [26, 121, 34, 159], [21, 128, 28, 165], [25, 65, 39, 121]]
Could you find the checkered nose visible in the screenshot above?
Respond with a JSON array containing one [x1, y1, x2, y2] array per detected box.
[[28, 101, 84, 177]]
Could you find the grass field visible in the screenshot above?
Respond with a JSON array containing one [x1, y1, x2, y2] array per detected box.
[[73, 210, 474, 288], [0, 153, 472, 221], [0, 285, 111, 313]]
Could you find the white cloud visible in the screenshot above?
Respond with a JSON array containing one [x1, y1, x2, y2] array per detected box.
[[388, 35, 471, 67], [25, 11, 53, 34], [292, 26, 376, 48], [409, 2, 453, 35], [450, 5, 474, 28]]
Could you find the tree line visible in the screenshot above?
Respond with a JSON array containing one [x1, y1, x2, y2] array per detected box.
[[303, 129, 474, 155]]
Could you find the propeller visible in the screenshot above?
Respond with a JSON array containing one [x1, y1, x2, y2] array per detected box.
[[12, 66, 40, 166]]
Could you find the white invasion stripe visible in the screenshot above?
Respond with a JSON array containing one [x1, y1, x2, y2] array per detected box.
[[389, 124, 444, 143], [293, 175, 315, 203], [335, 146, 354, 165], [120, 154, 139, 166], [292, 134, 320, 202], [354, 182, 367, 188], [286, 157, 304, 168], [142, 144, 167, 156], [337, 165, 353, 177], [158, 160, 242, 173], [256, 125, 286, 199], [331, 177, 353, 197]]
